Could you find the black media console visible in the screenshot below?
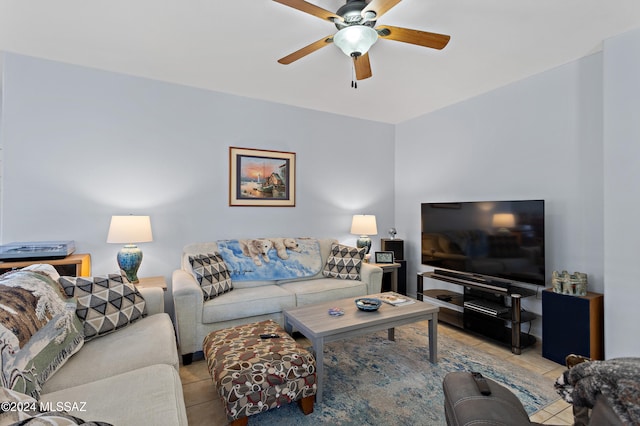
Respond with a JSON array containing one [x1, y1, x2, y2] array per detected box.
[[417, 270, 537, 354]]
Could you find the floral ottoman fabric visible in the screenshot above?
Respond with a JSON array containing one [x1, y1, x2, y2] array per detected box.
[[203, 319, 316, 422]]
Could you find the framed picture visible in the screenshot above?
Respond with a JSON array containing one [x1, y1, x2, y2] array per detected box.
[[374, 251, 395, 264], [229, 147, 296, 207]]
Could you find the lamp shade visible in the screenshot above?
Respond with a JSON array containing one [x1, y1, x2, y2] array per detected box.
[[107, 215, 153, 244], [350, 215, 378, 236], [333, 25, 379, 57]]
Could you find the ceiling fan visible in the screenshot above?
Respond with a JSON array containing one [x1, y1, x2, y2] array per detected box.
[[273, 0, 451, 82]]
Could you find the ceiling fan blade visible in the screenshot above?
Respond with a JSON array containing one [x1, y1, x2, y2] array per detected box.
[[353, 53, 373, 80], [376, 25, 450, 50], [277, 35, 334, 64], [273, 0, 343, 23], [361, 0, 402, 20]]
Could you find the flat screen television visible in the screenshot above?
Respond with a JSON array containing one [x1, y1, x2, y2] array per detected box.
[[421, 200, 545, 286]]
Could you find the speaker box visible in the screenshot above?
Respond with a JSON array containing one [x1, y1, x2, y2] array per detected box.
[[381, 238, 404, 261]]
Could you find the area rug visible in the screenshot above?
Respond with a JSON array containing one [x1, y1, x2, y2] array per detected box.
[[250, 321, 560, 425]]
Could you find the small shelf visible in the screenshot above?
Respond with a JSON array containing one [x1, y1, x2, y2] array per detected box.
[[0, 253, 91, 277], [422, 289, 463, 328], [501, 310, 537, 324]]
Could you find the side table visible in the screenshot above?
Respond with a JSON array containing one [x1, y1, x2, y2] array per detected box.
[[135, 276, 167, 314], [542, 289, 604, 364], [370, 262, 401, 293], [135, 276, 167, 291]]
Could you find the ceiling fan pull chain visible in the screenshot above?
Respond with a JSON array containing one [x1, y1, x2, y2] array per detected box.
[[351, 63, 357, 89]]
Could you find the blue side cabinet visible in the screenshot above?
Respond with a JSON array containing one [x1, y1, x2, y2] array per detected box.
[[542, 289, 604, 365]]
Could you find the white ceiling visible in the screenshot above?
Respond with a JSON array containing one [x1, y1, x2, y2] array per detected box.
[[1, 0, 640, 124]]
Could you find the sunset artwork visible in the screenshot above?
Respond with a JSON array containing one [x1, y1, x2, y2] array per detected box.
[[229, 147, 296, 207], [238, 156, 289, 199]]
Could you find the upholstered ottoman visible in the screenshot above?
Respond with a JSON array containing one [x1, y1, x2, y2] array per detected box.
[[203, 319, 316, 426], [443, 371, 537, 426]]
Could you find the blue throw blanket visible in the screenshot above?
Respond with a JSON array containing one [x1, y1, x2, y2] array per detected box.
[[216, 238, 322, 281]]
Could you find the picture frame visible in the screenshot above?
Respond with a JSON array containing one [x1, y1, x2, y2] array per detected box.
[[374, 251, 395, 264], [229, 147, 296, 207]]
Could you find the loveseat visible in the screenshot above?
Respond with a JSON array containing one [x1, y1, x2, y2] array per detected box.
[[0, 264, 187, 425], [172, 238, 383, 364]]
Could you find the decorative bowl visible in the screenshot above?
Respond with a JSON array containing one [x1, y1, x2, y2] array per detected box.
[[355, 297, 382, 311]]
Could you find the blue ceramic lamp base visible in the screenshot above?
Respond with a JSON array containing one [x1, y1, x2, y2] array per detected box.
[[117, 244, 143, 283], [356, 236, 372, 254]]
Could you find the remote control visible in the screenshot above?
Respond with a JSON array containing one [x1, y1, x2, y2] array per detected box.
[[259, 333, 280, 339], [471, 372, 492, 396]]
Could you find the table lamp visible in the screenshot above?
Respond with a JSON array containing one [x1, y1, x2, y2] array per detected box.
[[350, 214, 377, 254], [107, 215, 153, 283]]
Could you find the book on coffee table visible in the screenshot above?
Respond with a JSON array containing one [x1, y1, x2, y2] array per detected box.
[[378, 292, 415, 306]]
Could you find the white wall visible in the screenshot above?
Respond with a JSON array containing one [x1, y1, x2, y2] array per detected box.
[[395, 53, 605, 338], [603, 27, 640, 357], [0, 54, 395, 311]]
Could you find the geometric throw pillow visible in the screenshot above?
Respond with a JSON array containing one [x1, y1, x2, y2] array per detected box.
[[58, 274, 147, 342], [322, 243, 366, 280], [20, 412, 113, 426], [9, 412, 113, 425], [0, 270, 84, 399], [188, 253, 233, 302]]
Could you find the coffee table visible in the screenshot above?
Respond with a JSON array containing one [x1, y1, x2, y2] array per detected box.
[[283, 294, 439, 403]]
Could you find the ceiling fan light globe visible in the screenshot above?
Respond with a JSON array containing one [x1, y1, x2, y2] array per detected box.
[[333, 26, 378, 57]]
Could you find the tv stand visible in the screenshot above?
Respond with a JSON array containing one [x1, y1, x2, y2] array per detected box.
[[417, 271, 537, 354]]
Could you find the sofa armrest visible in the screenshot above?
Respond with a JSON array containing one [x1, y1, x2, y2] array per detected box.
[[361, 263, 383, 294], [138, 286, 165, 315], [172, 269, 204, 356]]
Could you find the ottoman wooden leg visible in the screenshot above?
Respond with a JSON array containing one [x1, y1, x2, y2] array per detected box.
[[299, 395, 314, 415], [230, 417, 248, 426]]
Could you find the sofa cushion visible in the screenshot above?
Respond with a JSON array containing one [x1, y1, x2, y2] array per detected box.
[[0, 269, 84, 399], [59, 274, 147, 341], [41, 313, 179, 393], [322, 243, 366, 280], [40, 364, 188, 426], [201, 285, 296, 324], [187, 252, 233, 301], [0, 388, 114, 425], [280, 277, 368, 306]]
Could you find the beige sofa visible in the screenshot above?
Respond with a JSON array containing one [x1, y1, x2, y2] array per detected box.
[[173, 238, 383, 364], [2, 264, 187, 426]]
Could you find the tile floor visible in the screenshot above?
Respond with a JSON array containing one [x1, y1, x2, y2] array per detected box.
[[180, 322, 574, 425]]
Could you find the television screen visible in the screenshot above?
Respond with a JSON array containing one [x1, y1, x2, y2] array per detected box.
[[421, 200, 545, 286]]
